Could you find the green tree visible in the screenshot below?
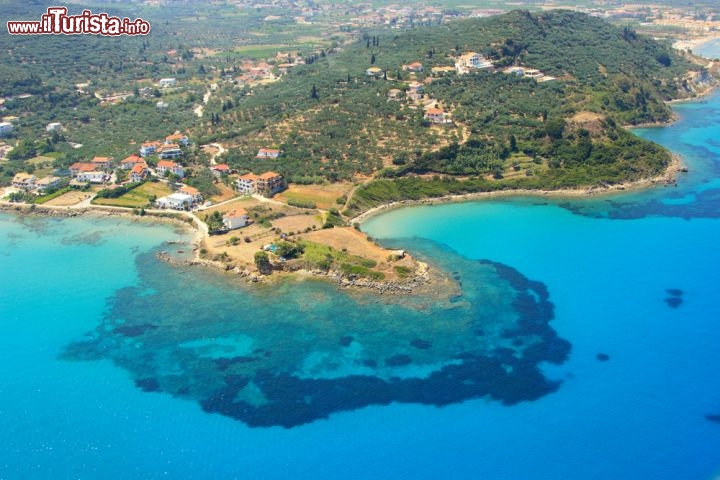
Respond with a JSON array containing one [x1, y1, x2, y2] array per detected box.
[[254, 251, 272, 274], [205, 211, 225, 233]]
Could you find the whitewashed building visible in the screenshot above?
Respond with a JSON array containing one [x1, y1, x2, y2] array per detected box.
[[223, 208, 249, 230], [155, 193, 194, 210]]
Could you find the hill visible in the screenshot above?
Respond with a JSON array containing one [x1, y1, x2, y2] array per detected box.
[[203, 10, 710, 209]]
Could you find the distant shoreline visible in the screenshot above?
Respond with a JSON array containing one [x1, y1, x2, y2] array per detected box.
[[353, 154, 685, 226]]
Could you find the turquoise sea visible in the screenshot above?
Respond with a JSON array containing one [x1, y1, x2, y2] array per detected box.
[[2, 46, 720, 480]]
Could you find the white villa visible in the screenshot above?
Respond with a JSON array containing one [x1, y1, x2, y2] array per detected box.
[[165, 133, 190, 147], [236, 173, 259, 195], [35, 176, 61, 192], [223, 208, 249, 230], [76, 171, 108, 184], [156, 192, 194, 210], [503, 66, 556, 82], [424, 107, 452, 124], [455, 52, 494, 74], [366, 66, 384, 77], [46, 122, 62, 132], [179, 185, 203, 204], [157, 144, 183, 160], [139, 141, 162, 157]]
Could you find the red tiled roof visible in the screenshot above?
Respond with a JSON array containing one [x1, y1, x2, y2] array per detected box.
[[165, 133, 186, 141], [425, 107, 444, 115], [91, 156, 112, 163], [238, 173, 259, 181], [131, 164, 146, 174], [257, 148, 280, 154], [180, 185, 200, 195], [123, 154, 144, 163], [70, 162, 96, 172], [157, 144, 180, 152], [157, 160, 178, 168], [258, 171, 281, 180], [142, 141, 161, 147], [223, 208, 248, 219], [211, 164, 230, 171]]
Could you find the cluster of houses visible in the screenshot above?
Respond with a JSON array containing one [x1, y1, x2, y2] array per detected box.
[[381, 50, 557, 126], [11, 172, 62, 194], [68, 156, 113, 184], [139, 132, 190, 160]]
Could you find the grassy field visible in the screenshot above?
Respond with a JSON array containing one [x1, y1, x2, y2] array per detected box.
[[275, 183, 353, 210], [92, 182, 172, 208]]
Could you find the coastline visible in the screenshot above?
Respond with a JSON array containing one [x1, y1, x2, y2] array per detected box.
[[352, 154, 685, 226], [0, 151, 686, 296], [673, 35, 720, 54]]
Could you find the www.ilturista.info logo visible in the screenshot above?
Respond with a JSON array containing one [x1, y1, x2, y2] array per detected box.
[[7, 7, 150, 36]]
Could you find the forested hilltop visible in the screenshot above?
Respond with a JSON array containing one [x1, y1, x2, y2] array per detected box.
[[201, 10, 710, 212]]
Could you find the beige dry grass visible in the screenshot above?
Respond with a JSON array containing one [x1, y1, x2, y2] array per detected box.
[[43, 191, 91, 206]]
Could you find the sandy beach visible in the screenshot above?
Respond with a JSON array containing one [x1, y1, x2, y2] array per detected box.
[[673, 35, 720, 54]]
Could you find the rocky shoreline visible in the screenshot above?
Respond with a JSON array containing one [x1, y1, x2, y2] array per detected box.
[[155, 249, 438, 295]]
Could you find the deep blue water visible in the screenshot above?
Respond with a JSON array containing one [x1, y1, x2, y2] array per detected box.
[[3, 51, 720, 480]]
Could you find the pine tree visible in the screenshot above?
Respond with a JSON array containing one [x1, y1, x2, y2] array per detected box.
[[311, 84, 319, 100]]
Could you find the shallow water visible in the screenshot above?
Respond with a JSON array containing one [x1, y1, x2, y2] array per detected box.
[[3, 54, 720, 480]]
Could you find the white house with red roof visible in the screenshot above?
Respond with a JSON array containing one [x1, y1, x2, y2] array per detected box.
[[256, 148, 281, 159], [236, 173, 259, 195], [179, 185, 203, 203], [129, 163, 149, 183], [156, 160, 185, 178], [69, 162, 97, 177], [210, 164, 230, 177], [165, 133, 190, 147], [424, 107, 452, 124], [223, 208, 249, 230]]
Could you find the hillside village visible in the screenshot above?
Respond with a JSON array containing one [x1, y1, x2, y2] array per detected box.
[[1, 7, 715, 285]]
